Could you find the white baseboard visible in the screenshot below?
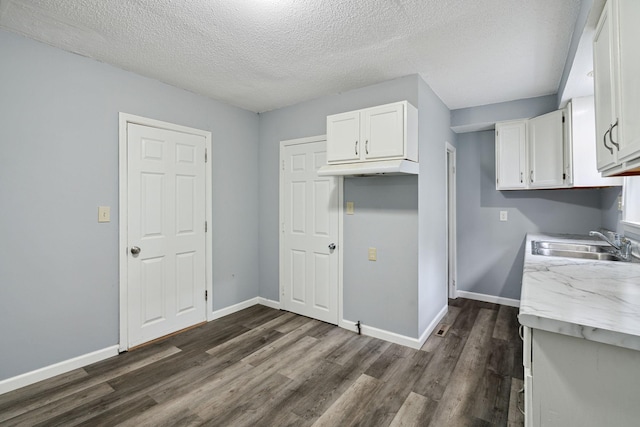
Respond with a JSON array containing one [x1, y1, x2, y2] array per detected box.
[[0, 345, 119, 396], [210, 297, 260, 320], [417, 304, 449, 348], [456, 290, 520, 308], [258, 297, 281, 310], [339, 317, 433, 350]]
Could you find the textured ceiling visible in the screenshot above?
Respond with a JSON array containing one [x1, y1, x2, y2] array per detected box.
[[0, 0, 582, 113]]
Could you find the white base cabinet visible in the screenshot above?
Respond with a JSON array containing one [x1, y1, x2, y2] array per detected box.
[[524, 328, 640, 427]]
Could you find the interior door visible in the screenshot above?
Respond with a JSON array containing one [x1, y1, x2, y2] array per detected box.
[[282, 139, 339, 324], [127, 123, 206, 348]]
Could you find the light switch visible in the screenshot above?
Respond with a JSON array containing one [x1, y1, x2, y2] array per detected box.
[[368, 247, 377, 261], [98, 206, 111, 223], [346, 201, 354, 215], [500, 211, 508, 222]]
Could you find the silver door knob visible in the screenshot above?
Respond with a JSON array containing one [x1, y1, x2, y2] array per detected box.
[[328, 243, 336, 250], [130, 246, 141, 255]]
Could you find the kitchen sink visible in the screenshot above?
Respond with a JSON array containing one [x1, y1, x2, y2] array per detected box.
[[531, 240, 628, 262]]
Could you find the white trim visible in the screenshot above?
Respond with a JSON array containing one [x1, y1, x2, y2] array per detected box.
[[340, 308, 446, 350], [457, 290, 520, 308], [258, 297, 281, 310], [118, 113, 213, 352], [0, 345, 119, 395], [418, 304, 449, 348], [445, 142, 457, 299], [210, 297, 259, 320], [278, 135, 343, 325]]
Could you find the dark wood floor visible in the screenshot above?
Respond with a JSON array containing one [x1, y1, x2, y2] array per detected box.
[[0, 298, 524, 426]]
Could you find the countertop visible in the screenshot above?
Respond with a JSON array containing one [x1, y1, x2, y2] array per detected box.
[[519, 232, 640, 351]]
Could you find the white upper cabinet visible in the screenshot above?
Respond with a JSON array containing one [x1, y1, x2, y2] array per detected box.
[[593, 0, 640, 176], [496, 112, 565, 190], [326, 101, 418, 164], [495, 121, 527, 189], [528, 110, 565, 188]]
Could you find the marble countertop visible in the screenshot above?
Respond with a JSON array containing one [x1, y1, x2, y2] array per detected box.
[[519, 232, 640, 351]]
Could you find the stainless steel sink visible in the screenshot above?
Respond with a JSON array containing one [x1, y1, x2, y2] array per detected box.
[[531, 240, 628, 262]]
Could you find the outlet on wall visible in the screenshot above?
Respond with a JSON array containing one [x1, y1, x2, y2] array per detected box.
[[500, 211, 508, 222]]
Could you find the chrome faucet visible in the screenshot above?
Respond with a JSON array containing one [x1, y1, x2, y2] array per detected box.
[[589, 231, 632, 260]]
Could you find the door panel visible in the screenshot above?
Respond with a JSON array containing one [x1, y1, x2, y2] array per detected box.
[[282, 140, 339, 324], [127, 123, 206, 347]]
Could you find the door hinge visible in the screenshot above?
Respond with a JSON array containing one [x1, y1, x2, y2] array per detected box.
[[205, 221, 208, 232], [205, 148, 208, 163], [205, 290, 208, 301]]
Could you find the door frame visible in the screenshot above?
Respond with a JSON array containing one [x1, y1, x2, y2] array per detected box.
[[446, 142, 457, 299], [278, 135, 344, 324], [118, 113, 213, 352]]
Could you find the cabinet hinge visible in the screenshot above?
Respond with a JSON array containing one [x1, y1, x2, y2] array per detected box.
[[205, 221, 208, 232], [562, 115, 565, 123], [205, 290, 208, 301], [205, 148, 208, 163]]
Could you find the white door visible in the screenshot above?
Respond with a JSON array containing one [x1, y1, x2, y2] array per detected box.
[[127, 123, 206, 347], [495, 121, 527, 189], [281, 139, 339, 324], [363, 103, 404, 160], [326, 111, 361, 163], [528, 110, 565, 188]]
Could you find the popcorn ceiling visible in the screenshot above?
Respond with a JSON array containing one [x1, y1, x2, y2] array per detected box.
[[0, 0, 581, 112]]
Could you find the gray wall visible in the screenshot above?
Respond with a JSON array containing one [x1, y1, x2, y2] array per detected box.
[[0, 30, 260, 380], [259, 75, 428, 337], [456, 130, 607, 300], [417, 78, 456, 335], [601, 186, 623, 233], [343, 176, 418, 336]]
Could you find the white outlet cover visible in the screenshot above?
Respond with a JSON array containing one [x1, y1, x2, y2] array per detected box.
[[500, 211, 508, 222], [98, 206, 111, 223]]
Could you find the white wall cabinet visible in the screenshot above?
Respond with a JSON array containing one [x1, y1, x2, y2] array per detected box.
[[495, 111, 565, 190], [565, 97, 623, 187], [495, 121, 527, 189], [593, 0, 640, 176], [326, 101, 417, 164], [524, 327, 640, 426]]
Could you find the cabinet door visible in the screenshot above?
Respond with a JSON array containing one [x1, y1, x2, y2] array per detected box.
[[614, 0, 640, 163], [362, 103, 404, 160], [528, 110, 565, 188], [327, 111, 360, 163], [495, 121, 527, 189], [593, 1, 618, 171]]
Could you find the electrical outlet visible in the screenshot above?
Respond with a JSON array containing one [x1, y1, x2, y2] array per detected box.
[[500, 211, 508, 222], [98, 206, 110, 223], [346, 201, 354, 215], [618, 195, 623, 211], [368, 247, 377, 261]]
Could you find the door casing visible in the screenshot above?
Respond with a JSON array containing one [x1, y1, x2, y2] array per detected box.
[[279, 135, 344, 325], [118, 113, 213, 352], [446, 142, 457, 299]]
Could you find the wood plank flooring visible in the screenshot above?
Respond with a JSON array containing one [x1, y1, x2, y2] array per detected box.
[[0, 298, 524, 426]]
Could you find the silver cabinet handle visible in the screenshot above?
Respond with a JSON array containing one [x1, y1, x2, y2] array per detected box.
[[520, 172, 523, 183], [355, 141, 358, 156], [518, 387, 525, 415], [530, 170, 533, 183], [609, 119, 620, 150], [603, 128, 613, 154], [519, 325, 524, 341], [328, 243, 336, 250], [130, 246, 141, 255], [365, 140, 369, 155]]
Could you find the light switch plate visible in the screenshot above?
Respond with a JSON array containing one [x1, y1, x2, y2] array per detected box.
[[500, 211, 508, 222], [98, 206, 111, 223], [368, 247, 377, 261], [346, 201, 354, 215]]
